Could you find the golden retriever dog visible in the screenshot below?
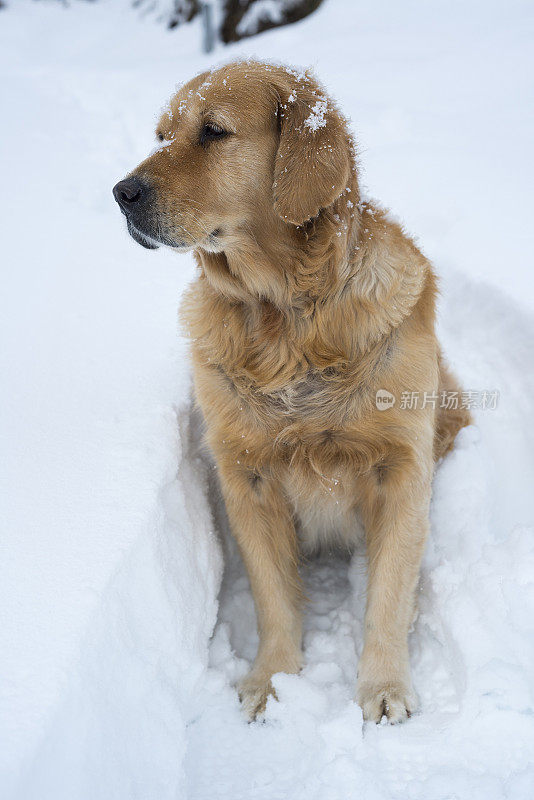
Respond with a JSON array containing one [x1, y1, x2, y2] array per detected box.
[[113, 61, 470, 723]]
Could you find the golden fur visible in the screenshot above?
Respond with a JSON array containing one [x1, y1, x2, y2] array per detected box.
[[119, 61, 470, 722]]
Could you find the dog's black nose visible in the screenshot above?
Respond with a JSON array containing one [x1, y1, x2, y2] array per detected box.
[[113, 177, 143, 210]]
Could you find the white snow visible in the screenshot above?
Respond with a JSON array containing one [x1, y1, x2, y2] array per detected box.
[[304, 98, 329, 131], [1, 1, 533, 799]]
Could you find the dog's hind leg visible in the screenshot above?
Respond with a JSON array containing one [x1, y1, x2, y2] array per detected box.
[[434, 351, 472, 460]]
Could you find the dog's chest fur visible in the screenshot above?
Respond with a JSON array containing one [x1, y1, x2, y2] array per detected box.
[[190, 284, 398, 450], [192, 308, 398, 544], [182, 228, 437, 551]]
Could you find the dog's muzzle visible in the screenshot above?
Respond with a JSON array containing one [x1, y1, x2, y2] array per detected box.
[[112, 176, 159, 250]]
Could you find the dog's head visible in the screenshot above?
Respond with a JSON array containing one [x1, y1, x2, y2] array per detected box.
[[113, 61, 353, 255]]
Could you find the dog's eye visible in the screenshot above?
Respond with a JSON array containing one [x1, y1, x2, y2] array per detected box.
[[156, 132, 164, 142], [200, 123, 228, 145]]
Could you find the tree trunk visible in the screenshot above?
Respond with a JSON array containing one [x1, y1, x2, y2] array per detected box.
[[220, 0, 325, 44]]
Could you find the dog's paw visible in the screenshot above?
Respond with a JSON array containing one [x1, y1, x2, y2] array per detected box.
[[237, 672, 276, 721], [357, 679, 417, 724]]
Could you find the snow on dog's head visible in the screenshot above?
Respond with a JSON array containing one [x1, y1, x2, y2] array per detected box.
[[112, 61, 355, 268]]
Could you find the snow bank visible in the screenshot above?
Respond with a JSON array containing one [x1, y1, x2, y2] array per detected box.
[[14, 405, 222, 800], [1, 4, 225, 795], [1, 1, 533, 799]]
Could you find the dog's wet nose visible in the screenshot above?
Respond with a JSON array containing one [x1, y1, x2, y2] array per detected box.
[[113, 177, 143, 210]]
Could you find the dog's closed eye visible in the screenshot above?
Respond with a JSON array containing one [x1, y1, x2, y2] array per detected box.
[[200, 123, 229, 146]]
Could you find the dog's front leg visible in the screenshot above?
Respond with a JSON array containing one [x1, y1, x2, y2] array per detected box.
[[217, 458, 303, 720], [356, 450, 432, 723]]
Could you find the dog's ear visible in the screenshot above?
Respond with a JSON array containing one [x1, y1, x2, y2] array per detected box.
[[271, 71, 351, 226]]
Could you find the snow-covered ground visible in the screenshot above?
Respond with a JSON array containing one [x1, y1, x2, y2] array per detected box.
[[1, 1, 533, 798]]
